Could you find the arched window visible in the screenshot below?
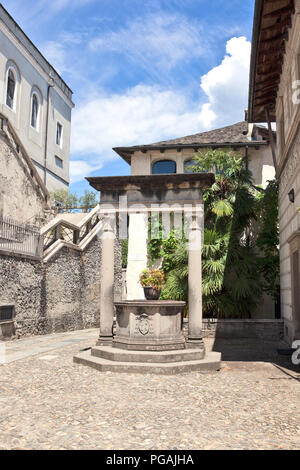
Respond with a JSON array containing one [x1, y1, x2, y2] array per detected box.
[[184, 159, 196, 174], [31, 93, 39, 129], [184, 159, 207, 173], [152, 160, 176, 175], [6, 69, 16, 109]]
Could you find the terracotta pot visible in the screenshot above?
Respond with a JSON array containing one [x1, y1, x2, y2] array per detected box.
[[143, 287, 161, 300]]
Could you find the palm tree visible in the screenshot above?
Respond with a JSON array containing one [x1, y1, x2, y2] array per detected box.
[[160, 149, 265, 318]]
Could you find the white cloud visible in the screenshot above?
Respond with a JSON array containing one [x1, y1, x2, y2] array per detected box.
[[71, 85, 203, 157], [200, 36, 251, 125], [70, 36, 251, 182], [3, 0, 96, 29], [89, 13, 205, 70], [70, 160, 101, 183], [41, 41, 68, 74]]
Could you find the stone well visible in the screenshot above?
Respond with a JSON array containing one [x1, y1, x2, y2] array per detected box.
[[113, 300, 187, 352], [74, 174, 221, 374]]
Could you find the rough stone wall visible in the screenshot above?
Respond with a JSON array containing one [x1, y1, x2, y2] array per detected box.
[[0, 235, 122, 338], [0, 134, 45, 222]]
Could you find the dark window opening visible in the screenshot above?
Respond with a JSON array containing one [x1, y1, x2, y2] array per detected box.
[[6, 70, 16, 109], [55, 155, 63, 168], [0, 305, 14, 322], [152, 160, 176, 175], [31, 94, 39, 128], [56, 122, 63, 146]]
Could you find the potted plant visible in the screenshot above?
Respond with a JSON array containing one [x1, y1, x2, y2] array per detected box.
[[139, 268, 165, 300]]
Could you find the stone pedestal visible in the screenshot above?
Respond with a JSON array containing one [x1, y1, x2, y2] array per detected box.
[[74, 299, 221, 374], [113, 301, 186, 351]]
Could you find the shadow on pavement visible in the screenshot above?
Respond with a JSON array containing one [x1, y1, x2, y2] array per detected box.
[[211, 338, 300, 375]]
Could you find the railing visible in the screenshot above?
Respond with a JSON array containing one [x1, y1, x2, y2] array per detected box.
[[41, 205, 102, 261], [0, 215, 42, 258], [0, 207, 102, 261], [54, 205, 97, 215]]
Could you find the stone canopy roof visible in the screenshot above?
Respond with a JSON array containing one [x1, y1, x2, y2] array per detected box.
[[114, 122, 270, 165]]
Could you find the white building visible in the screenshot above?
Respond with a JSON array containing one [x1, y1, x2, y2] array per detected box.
[[0, 4, 74, 192]]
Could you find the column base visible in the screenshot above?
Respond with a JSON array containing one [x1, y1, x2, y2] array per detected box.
[[187, 338, 205, 351], [97, 336, 114, 347]]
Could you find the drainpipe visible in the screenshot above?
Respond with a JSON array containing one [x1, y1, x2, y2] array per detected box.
[[245, 145, 249, 172], [265, 106, 278, 173], [245, 145, 250, 247], [44, 73, 55, 186]]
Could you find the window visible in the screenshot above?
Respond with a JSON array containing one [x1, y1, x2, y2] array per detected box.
[[0, 305, 14, 322], [152, 160, 176, 174], [31, 94, 39, 129], [184, 159, 196, 174], [56, 122, 63, 147], [6, 69, 16, 109], [184, 159, 208, 174], [55, 155, 63, 168]]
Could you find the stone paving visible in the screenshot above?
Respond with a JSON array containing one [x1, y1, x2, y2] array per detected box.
[[0, 329, 299, 450]]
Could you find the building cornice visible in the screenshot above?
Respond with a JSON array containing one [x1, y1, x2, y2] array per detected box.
[[113, 141, 269, 165], [0, 4, 74, 107]]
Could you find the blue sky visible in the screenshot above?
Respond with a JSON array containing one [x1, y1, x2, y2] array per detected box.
[[2, 0, 255, 197]]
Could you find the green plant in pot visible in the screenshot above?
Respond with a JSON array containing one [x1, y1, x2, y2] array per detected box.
[[139, 269, 165, 300]]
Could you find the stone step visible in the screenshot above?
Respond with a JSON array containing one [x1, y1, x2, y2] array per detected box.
[[73, 350, 222, 375], [91, 345, 205, 363]]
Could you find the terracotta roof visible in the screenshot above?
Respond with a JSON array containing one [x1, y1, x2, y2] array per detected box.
[[113, 122, 270, 164], [152, 122, 250, 146]]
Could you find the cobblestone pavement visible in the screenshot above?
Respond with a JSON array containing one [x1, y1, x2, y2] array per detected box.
[[0, 329, 299, 450]]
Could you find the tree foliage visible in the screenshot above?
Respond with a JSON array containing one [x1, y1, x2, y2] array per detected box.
[[51, 189, 99, 212], [150, 149, 279, 318]]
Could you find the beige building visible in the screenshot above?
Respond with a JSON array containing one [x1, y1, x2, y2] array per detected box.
[[0, 4, 74, 194], [114, 121, 276, 316], [114, 121, 275, 185], [248, 0, 300, 343]]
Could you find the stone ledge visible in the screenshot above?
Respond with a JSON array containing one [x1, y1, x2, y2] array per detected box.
[[73, 349, 221, 375], [91, 345, 205, 363]]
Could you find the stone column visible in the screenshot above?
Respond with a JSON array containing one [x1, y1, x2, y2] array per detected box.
[[98, 215, 115, 345], [126, 212, 148, 300], [187, 208, 204, 350]]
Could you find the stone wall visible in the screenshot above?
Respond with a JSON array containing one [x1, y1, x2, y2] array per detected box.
[[0, 134, 46, 222], [183, 319, 284, 341], [0, 236, 122, 339], [278, 128, 300, 344], [0, 4, 73, 192]]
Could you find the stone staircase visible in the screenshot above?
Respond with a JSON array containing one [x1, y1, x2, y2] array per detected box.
[[41, 205, 103, 262]]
